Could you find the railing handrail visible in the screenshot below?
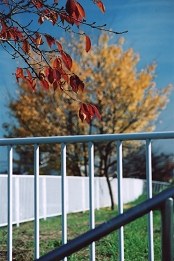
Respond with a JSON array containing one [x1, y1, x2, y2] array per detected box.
[[1, 131, 174, 146], [37, 187, 174, 261]]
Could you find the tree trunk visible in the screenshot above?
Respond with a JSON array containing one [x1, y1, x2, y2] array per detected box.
[[104, 172, 115, 210]]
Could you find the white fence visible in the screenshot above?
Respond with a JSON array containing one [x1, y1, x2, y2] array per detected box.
[[0, 175, 144, 227]]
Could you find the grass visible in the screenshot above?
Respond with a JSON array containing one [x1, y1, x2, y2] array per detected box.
[[0, 195, 162, 261]]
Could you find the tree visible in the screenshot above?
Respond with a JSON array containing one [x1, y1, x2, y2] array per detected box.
[[0, 0, 127, 122], [4, 33, 171, 208], [123, 146, 174, 182], [66, 34, 171, 208]]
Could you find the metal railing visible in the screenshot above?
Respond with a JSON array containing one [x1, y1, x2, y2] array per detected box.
[[36, 187, 174, 261], [1, 131, 174, 261]]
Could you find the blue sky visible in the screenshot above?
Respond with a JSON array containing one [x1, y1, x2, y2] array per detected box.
[[0, 0, 174, 153]]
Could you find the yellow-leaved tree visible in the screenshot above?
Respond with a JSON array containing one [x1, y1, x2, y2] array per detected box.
[[4, 33, 171, 209]]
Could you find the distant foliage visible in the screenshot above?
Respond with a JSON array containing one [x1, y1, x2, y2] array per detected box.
[[4, 33, 171, 174], [4, 32, 172, 208]]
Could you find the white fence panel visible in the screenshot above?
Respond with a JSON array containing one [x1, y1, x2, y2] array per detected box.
[[0, 175, 145, 227]]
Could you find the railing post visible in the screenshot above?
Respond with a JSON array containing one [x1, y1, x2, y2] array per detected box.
[[146, 139, 154, 261], [61, 143, 67, 261], [117, 140, 124, 261], [34, 144, 40, 259], [161, 197, 174, 261], [88, 142, 95, 261], [7, 145, 13, 261]]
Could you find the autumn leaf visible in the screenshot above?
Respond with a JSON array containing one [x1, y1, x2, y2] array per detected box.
[[85, 35, 91, 52], [79, 103, 101, 123], [53, 69, 61, 81], [34, 33, 43, 46], [66, 0, 76, 15], [23, 76, 36, 91], [31, 0, 43, 8], [89, 104, 101, 120], [22, 40, 30, 54], [45, 34, 55, 48], [38, 15, 44, 24], [79, 103, 90, 123], [76, 2, 86, 18], [70, 74, 84, 93], [95, 0, 105, 13], [47, 68, 54, 84], [56, 41, 63, 52], [15, 68, 24, 82], [40, 79, 49, 90], [26, 69, 32, 80], [61, 51, 72, 70], [52, 58, 62, 69], [59, 68, 69, 82]]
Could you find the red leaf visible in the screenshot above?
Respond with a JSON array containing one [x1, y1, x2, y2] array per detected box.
[[45, 34, 55, 48], [56, 41, 63, 52], [38, 15, 44, 24], [85, 35, 91, 52], [35, 33, 43, 46], [25, 78, 36, 91], [53, 57, 62, 69], [59, 11, 74, 25], [26, 69, 32, 80], [66, 0, 76, 15], [60, 69, 69, 82], [8, 27, 23, 41], [90, 104, 101, 120], [22, 40, 30, 54], [40, 79, 49, 90], [61, 51, 72, 70], [79, 103, 101, 123], [32, 0, 43, 8], [76, 2, 85, 19], [15, 68, 24, 82], [53, 69, 61, 81], [53, 81, 59, 91], [47, 68, 54, 84], [50, 12, 58, 25], [39, 72, 45, 81], [70, 74, 84, 93], [95, 0, 105, 13], [79, 103, 91, 123]]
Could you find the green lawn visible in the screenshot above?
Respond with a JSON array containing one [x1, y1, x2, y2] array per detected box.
[[0, 196, 162, 261]]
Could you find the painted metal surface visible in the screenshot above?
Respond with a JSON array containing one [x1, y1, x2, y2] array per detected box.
[[34, 145, 40, 259], [7, 146, 13, 261], [1, 131, 174, 260], [36, 188, 174, 261], [1, 131, 174, 146], [146, 140, 154, 261], [61, 143, 67, 261], [88, 142, 95, 261], [117, 140, 124, 261]]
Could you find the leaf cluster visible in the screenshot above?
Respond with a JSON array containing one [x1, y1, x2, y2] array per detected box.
[[0, 0, 112, 122]]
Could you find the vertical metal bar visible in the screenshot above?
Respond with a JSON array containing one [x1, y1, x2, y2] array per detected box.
[[88, 142, 95, 261], [146, 139, 154, 261], [34, 144, 40, 259], [61, 143, 67, 261], [7, 146, 13, 261], [117, 140, 124, 261], [161, 197, 174, 261]]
